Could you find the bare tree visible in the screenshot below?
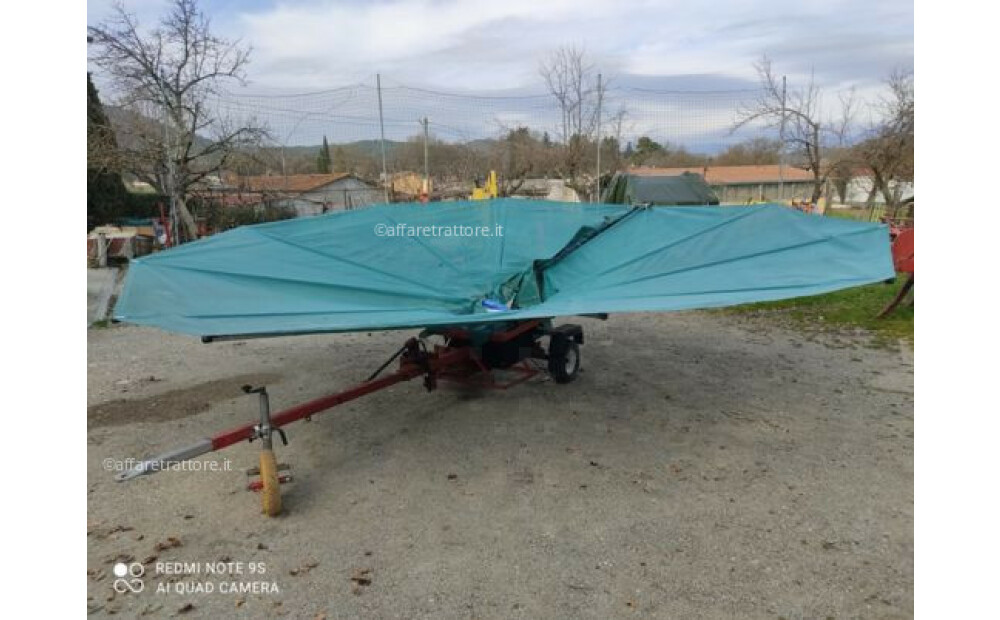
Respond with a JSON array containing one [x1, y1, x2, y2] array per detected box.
[[486, 122, 558, 196], [714, 137, 782, 166], [603, 105, 630, 173], [734, 56, 856, 204], [88, 0, 267, 241], [539, 45, 607, 193], [855, 70, 914, 214]]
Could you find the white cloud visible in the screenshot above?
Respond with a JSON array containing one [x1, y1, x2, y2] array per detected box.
[[236, 0, 614, 88], [88, 0, 912, 148], [223, 0, 911, 92], [90, 0, 912, 92]]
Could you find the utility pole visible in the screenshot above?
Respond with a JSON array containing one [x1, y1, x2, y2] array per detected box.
[[377, 74, 390, 203], [595, 73, 602, 203], [778, 75, 786, 202]]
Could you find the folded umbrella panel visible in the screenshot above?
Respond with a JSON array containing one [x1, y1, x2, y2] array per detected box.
[[116, 200, 623, 336], [541, 205, 894, 312]]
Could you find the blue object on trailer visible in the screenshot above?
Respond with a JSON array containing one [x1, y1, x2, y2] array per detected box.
[[113, 199, 894, 339]]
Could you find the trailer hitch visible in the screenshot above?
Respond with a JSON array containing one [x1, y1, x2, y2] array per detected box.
[[113, 323, 550, 516]]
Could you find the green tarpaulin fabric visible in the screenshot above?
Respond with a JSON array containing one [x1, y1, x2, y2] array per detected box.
[[602, 172, 720, 205], [113, 199, 894, 339]]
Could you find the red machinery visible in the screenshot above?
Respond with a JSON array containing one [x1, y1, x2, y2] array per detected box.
[[116, 320, 584, 516], [878, 227, 914, 318], [890, 227, 914, 274]]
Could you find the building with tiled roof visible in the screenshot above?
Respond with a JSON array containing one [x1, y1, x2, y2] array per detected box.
[[226, 173, 383, 216], [628, 165, 816, 203]]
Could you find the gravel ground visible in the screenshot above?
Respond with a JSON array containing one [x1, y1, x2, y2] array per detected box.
[[87, 311, 913, 619]]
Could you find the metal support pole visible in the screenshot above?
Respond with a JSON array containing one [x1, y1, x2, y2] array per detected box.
[[256, 388, 273, 450], [422, 117, 429, 192], [778, 75, 786, 201], [595, 73, 602, 203], [377, 74, 390, 203]]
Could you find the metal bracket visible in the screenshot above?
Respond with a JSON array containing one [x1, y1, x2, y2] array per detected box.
[[400, 338, 437, 392], [249, 424, 288, 445], [242, 385, 286, 449], [251, 426, 288, 446]]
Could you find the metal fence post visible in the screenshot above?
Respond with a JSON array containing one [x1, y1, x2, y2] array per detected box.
[[377, 74, 390, 204], [778, 75, 786, 201], [595, 73, 602, 203]]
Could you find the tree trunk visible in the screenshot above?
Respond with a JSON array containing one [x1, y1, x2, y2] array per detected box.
[[864, 182, 879, 208], [872, 171, 898, 217], [810, 179, 823, 204], [175, 194, 199, 241]]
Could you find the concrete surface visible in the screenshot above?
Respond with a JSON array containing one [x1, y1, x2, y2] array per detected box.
[[87, 267, 119, 325], [86, 312, 913, 619]]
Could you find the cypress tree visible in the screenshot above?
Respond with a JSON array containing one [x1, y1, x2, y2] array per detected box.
[[317, 136, 332, 173]]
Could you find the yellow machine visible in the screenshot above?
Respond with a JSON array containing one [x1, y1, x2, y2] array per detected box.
[[471, 170, 499, 200]]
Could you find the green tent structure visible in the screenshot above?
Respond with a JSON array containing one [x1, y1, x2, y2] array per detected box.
[[601, 172, 720, 206]]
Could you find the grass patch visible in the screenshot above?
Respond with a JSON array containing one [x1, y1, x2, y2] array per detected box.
[[724, 276, 913, 346], [825, 207, 872, 221]]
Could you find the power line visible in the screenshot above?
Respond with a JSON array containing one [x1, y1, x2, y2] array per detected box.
[[203, 75, 773, 156]]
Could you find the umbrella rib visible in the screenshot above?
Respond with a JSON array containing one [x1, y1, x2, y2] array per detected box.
[[248, 227, 461, 294], [150, 263, 468, 305], [561, 225, 884, 294], [377, 212, 466, 276], [583, 205, 765, 280]]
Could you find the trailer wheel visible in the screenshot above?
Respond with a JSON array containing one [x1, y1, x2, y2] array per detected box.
[[548, 334, 580, 384], [259, 449, 282, 517]]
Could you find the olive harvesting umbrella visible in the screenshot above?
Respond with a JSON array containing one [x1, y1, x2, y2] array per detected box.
[[114, 199, 894, 340]]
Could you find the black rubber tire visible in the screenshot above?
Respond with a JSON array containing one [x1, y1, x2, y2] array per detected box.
[[548, 334, 581, 384]]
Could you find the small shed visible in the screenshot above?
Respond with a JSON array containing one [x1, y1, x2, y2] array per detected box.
[[236, 173, 383, 216]]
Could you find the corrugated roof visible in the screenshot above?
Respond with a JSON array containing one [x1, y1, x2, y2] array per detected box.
[[629, 165, 814, 185], [237, 173, 354, 193]]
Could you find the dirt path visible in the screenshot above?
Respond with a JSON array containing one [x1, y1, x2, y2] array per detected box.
[[87, 311, 913, 619]]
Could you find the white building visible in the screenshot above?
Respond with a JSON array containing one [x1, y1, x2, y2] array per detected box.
[[236, 173, 383, 216], [844, 176, 914, 206]]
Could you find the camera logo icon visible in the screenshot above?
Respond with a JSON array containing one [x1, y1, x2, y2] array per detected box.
[[112, 562, 145, 593]]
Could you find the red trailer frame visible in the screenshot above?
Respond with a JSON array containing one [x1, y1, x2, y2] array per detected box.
[[116, 319, 584, 516]]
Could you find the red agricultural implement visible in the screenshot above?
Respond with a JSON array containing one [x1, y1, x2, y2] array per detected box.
[[116, 320, 585, 516], [878, 226, 914, 319]]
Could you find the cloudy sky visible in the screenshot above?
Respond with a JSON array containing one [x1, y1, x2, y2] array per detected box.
[[87, 0, 913, 148]]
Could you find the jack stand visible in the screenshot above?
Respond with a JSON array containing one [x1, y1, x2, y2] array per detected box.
[[242, 385, 291, 516]]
